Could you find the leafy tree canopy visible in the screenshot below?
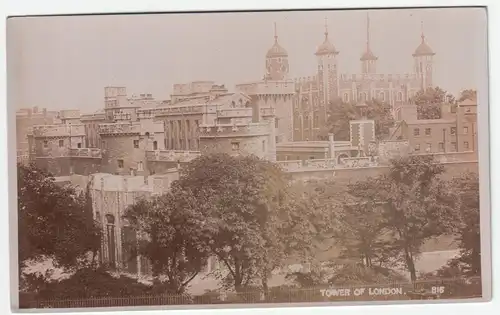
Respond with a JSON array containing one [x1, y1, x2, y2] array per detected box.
[[18, 163, 101, 272], [124, 188, 210, 294], [320, 98, 394, 141]]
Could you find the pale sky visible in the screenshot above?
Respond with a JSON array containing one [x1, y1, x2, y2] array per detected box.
[[7, 7, 488, 113]]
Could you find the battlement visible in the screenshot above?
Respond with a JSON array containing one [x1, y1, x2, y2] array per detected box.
[[217, 108, 252, 118], [80, 112, 106, 121], [137, 108, 156, 120], [59, 109, 81, 120], [31, 124, 86, 138], [98, 122, 142, 135], [235, 80, 295, 96], [113, 112, 134, 121], [198, 122, 272, 138], [146, 150, 201, 163], [339, 73, 419, 83], [69, 148, 102, 158], [277, 157, 377, 172], [260, 107, 275, 117], [155, 104, 216, 117]]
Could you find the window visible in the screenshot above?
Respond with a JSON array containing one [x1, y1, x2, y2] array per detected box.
[[58, 140, 64, 147], [262, 140, 266, 152], [414, 144, 420, 152], [275, 118, 279, 129], [232, 142, 239, 151], [464, 141, 470, 150], [138, 161, 144, 171], [133, 140, 139, 148], [397, 92, 403, 101], [451, 105, 457, 113], [77, 143, 82, 148], [101, 140, 106, 149], [439, 142, 444, 151], [380, 92, 385, 101], [451, 127, 457, 135], [145, 132, 150, 137], [118, 159, 124, 168], [451, 142, 457, 151], [426, 143, 432, 152], [463, 126, 469, 134], [309, 156, 315, 160], [343, 93, 349, 103], [413, 128, 420, 136], [275, 136, 279, 144], [153, 141, 158, 150], [425, 128, 431, 136]]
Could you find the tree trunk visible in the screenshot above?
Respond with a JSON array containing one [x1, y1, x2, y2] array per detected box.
[[404, 247, 417, 282], [262, 274, 269, 301]]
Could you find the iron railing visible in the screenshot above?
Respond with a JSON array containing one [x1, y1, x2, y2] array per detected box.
[[20, 277, 481, 309]]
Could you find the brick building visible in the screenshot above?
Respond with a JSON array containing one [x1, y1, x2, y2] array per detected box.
[[389, 98, 478, 157]]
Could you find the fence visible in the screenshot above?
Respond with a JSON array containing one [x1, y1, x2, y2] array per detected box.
[[21, 277, 482, 309]]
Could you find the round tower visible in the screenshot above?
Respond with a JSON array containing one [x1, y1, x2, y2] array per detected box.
[[413, 21, 435, 90], [315, 18, 340, 107], [265, 23, 289, 81]]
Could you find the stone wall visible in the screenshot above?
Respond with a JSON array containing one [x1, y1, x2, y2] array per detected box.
[[288, 161, 479, 183], [100, 135, 148, 175], [34, 157, 102, 177]]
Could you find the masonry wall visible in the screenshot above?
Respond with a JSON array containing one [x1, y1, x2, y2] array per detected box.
[[147, 161, 180, 175], [100, 135, 148, 175], [199, 134, 271, 159], [289, 161, 479, 183], [34, 157, 102, 177]]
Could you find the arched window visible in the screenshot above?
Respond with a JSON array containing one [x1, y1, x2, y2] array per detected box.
[[380, 92, 385, 101], [105, 214, 116, 268], [343, 93, 349, 103], [145, 132, 150, 137], [397, 92, 403, 101], [231, 101, 235, 108], [153, 141, 158, 150]]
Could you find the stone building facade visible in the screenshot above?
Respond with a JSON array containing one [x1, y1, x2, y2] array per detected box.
[[16, 107, 57, 164], [292, 15, 436, 141], [389, 98, 478, 157]]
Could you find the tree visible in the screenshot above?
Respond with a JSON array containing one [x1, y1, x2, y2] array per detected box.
[[320, 99, 358, 141], [18, 163, 101, 272], [332, 192, 391, 268], [174, 153, 324, 294], [320, 98, 394, 141], [347, 156, 455, 282], [411, 86, 455, 119], [458, 89, 477, 102], [124, 188, 210, 294], [448, 171, 481, 277]]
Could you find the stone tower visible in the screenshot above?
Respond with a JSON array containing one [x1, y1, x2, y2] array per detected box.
[[265, 23, 290, 81], [413, 21, 435, 90], [360, 12, 378, 74], [315, 18, 340, 107]]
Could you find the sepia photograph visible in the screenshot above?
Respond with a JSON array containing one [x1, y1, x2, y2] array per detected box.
[[7, 6, 490, 311]]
